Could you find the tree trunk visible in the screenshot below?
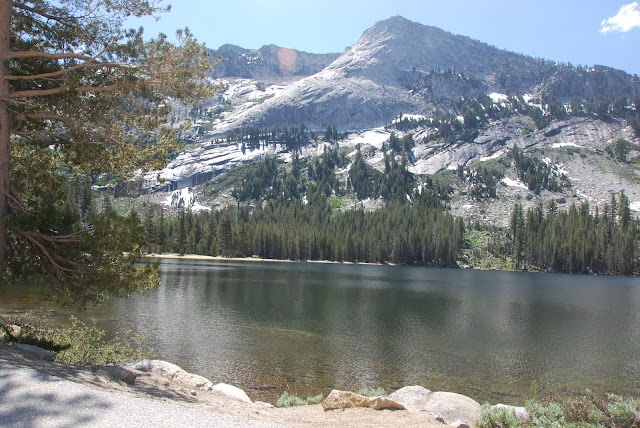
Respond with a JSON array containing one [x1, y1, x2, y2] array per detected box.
[[0, 0, 12, 281]]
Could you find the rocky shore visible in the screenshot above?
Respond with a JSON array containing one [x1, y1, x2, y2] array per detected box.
[[0, 342, 529, 428]]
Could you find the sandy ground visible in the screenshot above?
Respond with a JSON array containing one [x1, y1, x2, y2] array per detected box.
[[0, 344, 444, 428], [143, 253, 385, 266]]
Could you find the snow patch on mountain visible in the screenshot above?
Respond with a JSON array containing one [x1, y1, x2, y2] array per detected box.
[[502, 177, 528, 189], [345, 128, 391, 149], [479, 150, 505, 161], [551, 142, 582, 148], [164, 187, 209, 211]]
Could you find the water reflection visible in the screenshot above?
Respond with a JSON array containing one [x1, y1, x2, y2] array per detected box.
[[2, 260, 640, 404]]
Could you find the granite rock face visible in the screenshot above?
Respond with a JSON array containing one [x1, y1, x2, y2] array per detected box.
[[213, 16, 635, 132]]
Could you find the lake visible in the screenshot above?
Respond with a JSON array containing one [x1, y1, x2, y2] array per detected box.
[[2, 259, 640, 404]]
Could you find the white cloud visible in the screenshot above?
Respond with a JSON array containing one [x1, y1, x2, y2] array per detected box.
[[601, 2, 640, 33]]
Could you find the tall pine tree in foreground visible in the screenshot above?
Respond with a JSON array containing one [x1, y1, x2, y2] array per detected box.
[[0, 0, 214, 303]]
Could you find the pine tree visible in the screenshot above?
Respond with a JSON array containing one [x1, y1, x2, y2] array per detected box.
[[0, 0, 214, 303]]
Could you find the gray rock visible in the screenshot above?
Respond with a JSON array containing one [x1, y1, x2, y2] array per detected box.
[[368, 396, 407, 411], [7, 325, 22, 338], [388, 385, 433, 411], [14, 343, 54, 361], [98, 365, 137, 385], [322, 390, 372, 411], [211, 383, 252, 403], [126, 359, 213, 390], [450, 420, 470, 428], [422, 391, 482, 425]]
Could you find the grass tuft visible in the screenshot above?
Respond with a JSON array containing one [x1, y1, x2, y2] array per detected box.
[[275, 391, 307, 408]]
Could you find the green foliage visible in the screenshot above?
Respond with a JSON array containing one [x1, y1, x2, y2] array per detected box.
[[349, 145, 382, 200], [276, 391, 308, 407], [4, 161, 159, 304], [157, 199, 463, 266], [478, 404, 520, 428], [505, 192, 638, 275], [520, 394, 640, 428], [525, 400, 565, 428], [357, 386, 387, 397], [306, 393, 324, 404], [11, 315, 153, 366], [458, 164, 505, 200], [609, 139, 634, 163], [607, 394, 640, 426], [2, 0, 214, 300], [511, 146, 570, 194]]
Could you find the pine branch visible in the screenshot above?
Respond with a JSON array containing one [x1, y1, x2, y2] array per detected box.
[[21, 231, 84, 279]]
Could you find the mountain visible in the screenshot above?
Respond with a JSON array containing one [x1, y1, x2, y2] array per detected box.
[[211, 16, 636, 132], [209, 44, 339, 80], [140, 16, 640, 225]]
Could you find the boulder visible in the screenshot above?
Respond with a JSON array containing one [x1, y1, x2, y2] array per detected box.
[[450, 420, 470, 428], [321, 390, 406, 411], [211, 383, 252, 403], [126, 359, 213, 390], [14, 343, 54, 361], [422, 392, 481, 425], [7, 325, 22, 339], [98, 365, 137, 385], [322, 390, 370, 411], [492, 404, 529, 421], [368, 396, 407, 411], [388, 385, 433, 411]]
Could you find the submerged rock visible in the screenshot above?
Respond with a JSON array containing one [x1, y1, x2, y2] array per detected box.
[[321, 390, 406, 411]]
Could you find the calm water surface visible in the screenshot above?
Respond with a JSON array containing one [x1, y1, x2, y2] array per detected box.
[[2, 259, 640, 404]]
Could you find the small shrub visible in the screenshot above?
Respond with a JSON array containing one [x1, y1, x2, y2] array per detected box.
[[357, 386, 386, 397], [275, 391, 307, 408], [477, 403, 520, 428], [306, 393, 324, 405], [12, 315, 152, 365], [606, 394, 639, 426], [525, 400, 565, 428]]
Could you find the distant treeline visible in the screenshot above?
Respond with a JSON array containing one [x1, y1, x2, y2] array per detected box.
[[135, 132, 639, 274], [142, 200, 464, 267], [507, 193, 638, 275]]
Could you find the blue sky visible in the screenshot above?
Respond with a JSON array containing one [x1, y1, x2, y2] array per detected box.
[[137, 0, 640, 75]]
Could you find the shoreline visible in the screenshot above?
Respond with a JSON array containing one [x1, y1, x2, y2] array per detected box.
[[142, 253, 386, 266]]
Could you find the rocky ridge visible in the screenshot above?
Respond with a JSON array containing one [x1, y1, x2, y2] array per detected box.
[[207, 16, 636, 132], [210, 44, 339, 80], [138, 16, 640, 226]]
